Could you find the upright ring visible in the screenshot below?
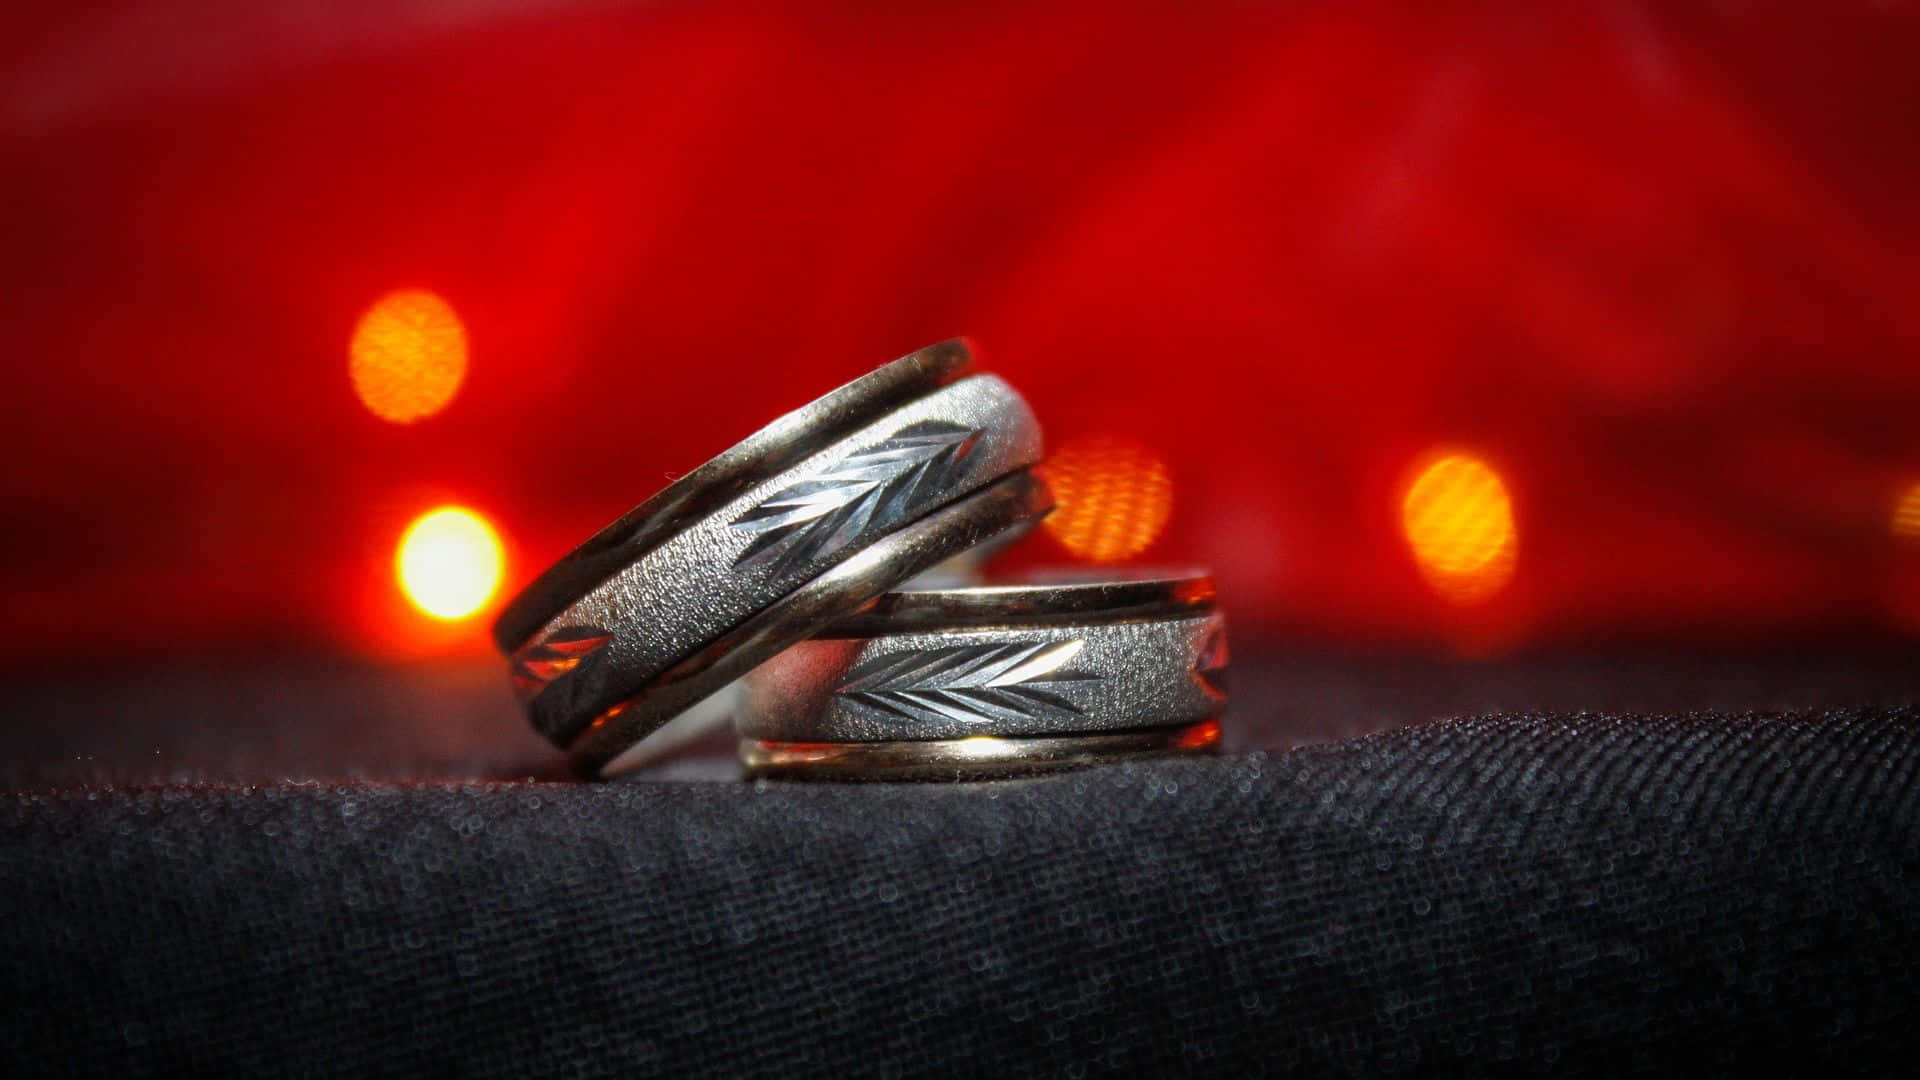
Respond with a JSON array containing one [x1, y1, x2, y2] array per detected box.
[[738, 571, 1228, 780], [493, 340, 1048, 777]]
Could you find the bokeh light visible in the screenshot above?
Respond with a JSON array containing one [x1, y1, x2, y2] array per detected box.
[[350, 289, 467, 423], [1037, 436, 1174, 563], [1894, 483, 1920, 540], [1401, 452, 1518, 604], [395, 507, 504, 620]]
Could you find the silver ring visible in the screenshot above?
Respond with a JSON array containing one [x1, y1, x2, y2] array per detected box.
[[493, 340, 1047, 776], [741, 721, 1222, 781], [737, 571, 1227, 779]]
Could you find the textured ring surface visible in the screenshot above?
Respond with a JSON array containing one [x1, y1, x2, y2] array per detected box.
[[737, 572, 1228, 751], [494, 340, 1044, 769], [586, 471, 1053, 777], [493, 339, 974, 652]]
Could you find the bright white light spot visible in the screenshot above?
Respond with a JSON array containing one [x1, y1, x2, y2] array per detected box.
[[396, 506, 503, 620]]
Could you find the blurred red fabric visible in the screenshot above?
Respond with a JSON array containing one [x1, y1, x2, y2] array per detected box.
[[3, 2, 1919, 666]]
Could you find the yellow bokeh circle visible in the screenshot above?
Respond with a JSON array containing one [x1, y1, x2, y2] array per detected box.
[[396, 506, 504, 621]]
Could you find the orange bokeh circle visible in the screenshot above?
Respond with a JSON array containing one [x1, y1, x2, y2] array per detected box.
[[1037, 436, 1174, 563], [350, 289, 467, 423], [1400, 452, 1518, 605]]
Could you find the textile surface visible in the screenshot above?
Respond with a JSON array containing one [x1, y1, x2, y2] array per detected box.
[[2, 649, 1917, 1075]]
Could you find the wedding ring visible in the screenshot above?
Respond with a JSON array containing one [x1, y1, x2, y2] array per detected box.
[[494, 340, 1048, 777], [737, 572, 1227, 779], [739, 722, 1221, 781]]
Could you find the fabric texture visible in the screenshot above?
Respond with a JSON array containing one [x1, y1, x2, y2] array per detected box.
[[3, 667, 1918, 1075]]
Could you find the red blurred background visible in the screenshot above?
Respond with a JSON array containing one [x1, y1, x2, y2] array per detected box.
[[5, 1, 1920, 673]]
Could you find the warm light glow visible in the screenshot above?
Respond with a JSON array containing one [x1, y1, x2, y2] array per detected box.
[[1038, 436, 1174, 562], [396, 507, 503, 620], [350, 289, 467, 423], [1895, 483, 1920, 540], [1175, 719, 1224, 750], [1401, 452, 1517, 604]]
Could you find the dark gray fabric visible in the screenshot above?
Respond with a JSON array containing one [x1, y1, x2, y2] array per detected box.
[[3, 707, 1917, 1076]]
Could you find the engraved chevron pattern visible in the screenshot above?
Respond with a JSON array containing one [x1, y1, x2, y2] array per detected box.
[[835, 639, 1096, 726], [731, 420, 980, 577], [510, 626, 612, 699], [1195, 623, 1229, 699]]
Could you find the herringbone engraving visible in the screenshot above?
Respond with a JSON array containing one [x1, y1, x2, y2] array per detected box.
[[835, 639, 1096, 726], [511, 625, 612, 698], [731, 420, 980, 577]]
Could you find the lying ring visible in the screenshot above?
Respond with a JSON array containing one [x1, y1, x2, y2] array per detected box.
[[739, 723, 1222, 781], [493, 340, 1047, 777], [737, 571, 1227, 779]]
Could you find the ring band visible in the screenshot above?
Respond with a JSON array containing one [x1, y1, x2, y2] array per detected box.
[[737, 572, 1228, 778], [741, 720, 1222, 781], [585, 471, 1051, 777], [494, 340, 1046, 776]]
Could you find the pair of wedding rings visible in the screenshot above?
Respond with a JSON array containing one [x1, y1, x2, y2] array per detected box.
[[495, 340, 1227, 779]]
